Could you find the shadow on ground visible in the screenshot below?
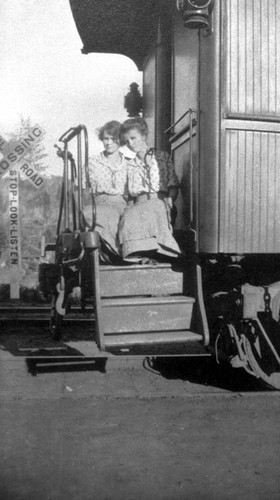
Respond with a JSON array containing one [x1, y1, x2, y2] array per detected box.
[[25, 356, 107, 376], [0, 320, 108, 375], [0, 320, 95, 355], [143, 356, 273, 392], [0, 321, 274, 391]]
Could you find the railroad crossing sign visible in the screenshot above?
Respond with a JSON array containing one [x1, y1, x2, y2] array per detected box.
[[0, 124, 45, 187], [0, 124, 46, 298]]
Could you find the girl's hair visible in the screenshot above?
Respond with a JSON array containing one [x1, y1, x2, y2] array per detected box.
[[120, 117, 149, 141], [97, 120, 121, 142]]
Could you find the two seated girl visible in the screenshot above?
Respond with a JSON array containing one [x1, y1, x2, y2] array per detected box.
[[87, 117, 181, 265]]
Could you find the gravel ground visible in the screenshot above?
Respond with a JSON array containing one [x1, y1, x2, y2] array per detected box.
[[0, 322, 279, 500]]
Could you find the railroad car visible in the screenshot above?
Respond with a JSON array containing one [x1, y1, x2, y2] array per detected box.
[[40, 0, 280, 389]]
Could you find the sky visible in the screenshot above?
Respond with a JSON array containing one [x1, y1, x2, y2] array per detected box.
[[0, 0, 142, 175]]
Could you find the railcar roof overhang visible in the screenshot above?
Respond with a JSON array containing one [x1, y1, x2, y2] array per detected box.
[[69, 0, 162, 70]]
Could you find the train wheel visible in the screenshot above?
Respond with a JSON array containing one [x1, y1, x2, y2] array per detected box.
[[244, 336, 280, 391]]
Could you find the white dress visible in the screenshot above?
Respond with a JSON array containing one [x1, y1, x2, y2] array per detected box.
[[118, 150, 181, 260], [86, 151, 128, 258]]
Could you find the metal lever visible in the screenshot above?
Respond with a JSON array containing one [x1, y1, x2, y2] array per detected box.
[[62, 243, 85, 268], [54, 144, 73, 161]]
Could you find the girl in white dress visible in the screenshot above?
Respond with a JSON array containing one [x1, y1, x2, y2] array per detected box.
[[118, 117, 181, 263], [87, 121, 129, 264]]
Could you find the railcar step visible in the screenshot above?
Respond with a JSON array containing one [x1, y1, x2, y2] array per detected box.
[[100, 263, 183, 297], [104, 330, 203, 347], [101, 295, 195, 333]]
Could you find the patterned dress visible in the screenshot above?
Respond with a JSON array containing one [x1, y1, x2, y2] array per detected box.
[[118, 150, 181, 260], [85, 151, 128, 258]]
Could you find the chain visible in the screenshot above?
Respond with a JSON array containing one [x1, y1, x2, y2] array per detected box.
[[142, 148, 157, 196], [263, 286, 271, 313]]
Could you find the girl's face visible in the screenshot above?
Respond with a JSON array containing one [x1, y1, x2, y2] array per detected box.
[[102, 131, 119, 154], [122, 128, 147, 154]]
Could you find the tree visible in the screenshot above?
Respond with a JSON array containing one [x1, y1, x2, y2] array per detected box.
[[7, 116, 49, 172]]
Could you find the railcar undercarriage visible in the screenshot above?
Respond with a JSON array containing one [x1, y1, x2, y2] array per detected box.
[[203, 254, 280, 390]]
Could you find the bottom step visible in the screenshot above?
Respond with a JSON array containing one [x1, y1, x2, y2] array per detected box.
[[104, 330, 203, 348], [104, 331, 206, 356]]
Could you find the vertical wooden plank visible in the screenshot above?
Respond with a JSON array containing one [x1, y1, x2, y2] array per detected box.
[[268, 0, 276, 116], [276, 0, 280, 114], [238, 0, 246, 113], [252, 0, 261, 114], [260, 0, 269, 114], [245, 0, 254, 113], [259, 132, 268, 252], [225, 0, 231, 113], [243, 131, 253, 253], [251, 131, 261, 252], [266, 133, 276, 251], [219, 126, 228, 252], [228, 0, 239, 112], [228, 130, 238, 251], [223, 130, 230, 252], [236, 130, 246, 252]]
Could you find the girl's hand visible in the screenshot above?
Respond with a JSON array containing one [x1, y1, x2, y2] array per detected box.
[[165, 197, 173, 209]]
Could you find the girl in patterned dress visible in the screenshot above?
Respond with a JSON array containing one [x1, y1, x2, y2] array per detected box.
[[118, 117, 181, 263], [86, 121, 129, 264]]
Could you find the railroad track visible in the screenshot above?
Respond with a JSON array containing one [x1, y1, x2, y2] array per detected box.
[[0, 306, 95, 322]]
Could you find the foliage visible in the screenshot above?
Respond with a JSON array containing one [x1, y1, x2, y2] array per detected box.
[[7, 116, 49, 172], [0, 174, 62, 264], [0, 117, 62, 300]]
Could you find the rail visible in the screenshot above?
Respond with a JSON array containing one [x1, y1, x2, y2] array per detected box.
[[0, 305, 94, 322]]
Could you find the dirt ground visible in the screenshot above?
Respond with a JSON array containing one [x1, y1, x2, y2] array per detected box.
[[0, 339, 280, 500]]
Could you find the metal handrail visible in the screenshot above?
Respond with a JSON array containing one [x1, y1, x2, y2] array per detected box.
[[164, 108, 196, 134], [59, 125, 84, 143], [56, 124, 96, 233], [168, 118, 197, 144], [189, 110, 195, 226]]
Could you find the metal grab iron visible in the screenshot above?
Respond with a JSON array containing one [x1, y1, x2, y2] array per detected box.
[[56, 124, 96, 233]]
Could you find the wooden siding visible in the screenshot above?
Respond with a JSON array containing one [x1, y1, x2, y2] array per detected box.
[[220, 128, 280, 252], [225, 0, 280, 117]]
